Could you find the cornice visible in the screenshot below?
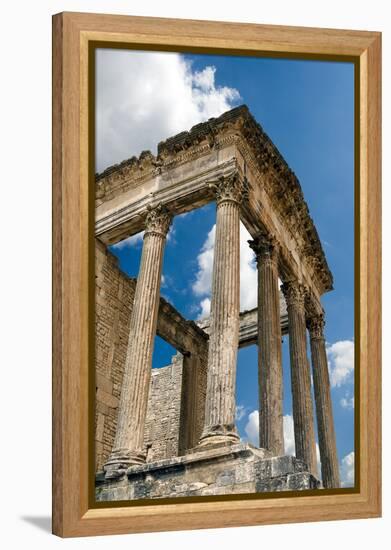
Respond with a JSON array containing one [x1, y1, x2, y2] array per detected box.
[[95, 105, 333, 292]]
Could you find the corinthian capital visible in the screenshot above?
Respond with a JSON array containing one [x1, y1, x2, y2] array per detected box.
[[281, 281, 306, 309], [214, 171, 243, 205], [307, 313, 325, 340], [248, 230, 279, 264], [144, 204, 172, 237]]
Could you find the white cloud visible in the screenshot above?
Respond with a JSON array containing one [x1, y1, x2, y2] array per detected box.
[[316, 444, 321, 478], [111, 231, 144, 250], [192, 225, 216, 298], [198, 298, 211, 320], [244, 411, 296, 456], [327, 340, 354, 387], [244, 410, 259, 445], [239, 225, 258, 311], [166, 225, 176, 243], [283, 414, 295, 457], [96, 50, 240, 172], [282, 414, 321, 477], [340, 451, 355, 487], [340, 393, 354, 410], [193, 65, 216, 91], [235, 404, 247, 421], [192, 222, 257, 318]]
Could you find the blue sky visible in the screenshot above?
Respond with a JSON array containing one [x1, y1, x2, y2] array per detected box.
[[96, 49, 355, 487]]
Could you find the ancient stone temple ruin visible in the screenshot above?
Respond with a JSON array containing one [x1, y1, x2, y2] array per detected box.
[[95, 105, 339, 501]]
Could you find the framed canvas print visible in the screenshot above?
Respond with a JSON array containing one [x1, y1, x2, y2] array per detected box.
[[52, 12, 381, 537]]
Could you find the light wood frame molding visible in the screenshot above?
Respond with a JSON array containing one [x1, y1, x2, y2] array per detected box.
[[52, 11, 381, 537]]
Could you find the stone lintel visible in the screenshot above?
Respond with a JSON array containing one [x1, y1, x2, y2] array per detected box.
[[199, 298, 289, 347], [104, 245, 208, 355], [157, 298, 209, 356], [95, 157, 236, 244], [95, 105, 333, 296]]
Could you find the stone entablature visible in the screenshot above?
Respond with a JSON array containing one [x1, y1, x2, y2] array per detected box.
[[199, 293, 289, 345], [95, 105, 332, 300]]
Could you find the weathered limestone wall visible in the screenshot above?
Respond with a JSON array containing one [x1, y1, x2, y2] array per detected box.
[[95, 241, 208, 471], [143, 355, 184, 462], [95, 240, 135, 471], [178, 349, 208, 453]]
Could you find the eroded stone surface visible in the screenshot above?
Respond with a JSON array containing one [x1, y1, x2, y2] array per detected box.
[[96, 444, 321, 501]]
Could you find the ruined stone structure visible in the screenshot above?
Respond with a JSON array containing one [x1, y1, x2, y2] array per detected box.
[[95, 105, 340, 501]]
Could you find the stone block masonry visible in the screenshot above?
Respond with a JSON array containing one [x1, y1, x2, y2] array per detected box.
[[96, 444, 320, 501], [143, 354, 184, 462]]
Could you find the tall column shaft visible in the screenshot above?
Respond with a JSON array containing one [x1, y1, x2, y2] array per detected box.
[[250, 234, 284, 455], [282, 282, 317, 475], [199, 173, 243, 447], [104, 205, 172, 476], [308, 314, 340, 488]]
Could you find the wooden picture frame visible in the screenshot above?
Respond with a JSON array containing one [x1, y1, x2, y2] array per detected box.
[[52, 11, 381, 537]]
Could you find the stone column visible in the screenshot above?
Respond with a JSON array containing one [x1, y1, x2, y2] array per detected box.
[[307, 313, 340, 488], [249, 233, 284, 455], [104, 205, 172, 476], [281, 281, 317, 475], [198, 172, 243, 447]]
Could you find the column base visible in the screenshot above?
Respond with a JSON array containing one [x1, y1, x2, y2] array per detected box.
[[196, 424, 240, 451], [103, 448, 146, 479]]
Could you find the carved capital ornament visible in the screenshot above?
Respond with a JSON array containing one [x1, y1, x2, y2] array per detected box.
[[248, 231, 279, 264], [213, 172, 243, 205], [281, 281, 307, 309], [307, 313, 326, 340], [144, 204, 172, 237]]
